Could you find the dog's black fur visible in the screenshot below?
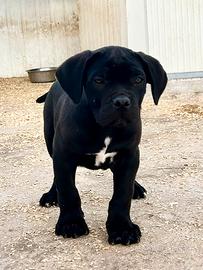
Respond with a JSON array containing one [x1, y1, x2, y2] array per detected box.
[[37, 46, 167, 245]]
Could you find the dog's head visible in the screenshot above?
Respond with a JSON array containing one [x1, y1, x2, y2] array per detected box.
[[56, 46, 167, 127]]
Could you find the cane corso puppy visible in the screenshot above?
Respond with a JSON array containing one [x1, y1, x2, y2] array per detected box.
[[37, 46, 167, 245]]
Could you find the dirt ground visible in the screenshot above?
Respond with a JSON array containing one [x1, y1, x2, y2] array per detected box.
[[0, 77, 203, 270]]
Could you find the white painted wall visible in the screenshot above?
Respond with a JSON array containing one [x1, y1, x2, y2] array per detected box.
[[127, 0, 203, 73], [79, 0, 127, 51], [0, 0, 80, 77], [1, 0, 203, 77], [126, 0, 149, 52]]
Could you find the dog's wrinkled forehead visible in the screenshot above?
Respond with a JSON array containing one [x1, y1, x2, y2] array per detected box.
[[87, 47, 144, 79], [97, 46, 133, 59]]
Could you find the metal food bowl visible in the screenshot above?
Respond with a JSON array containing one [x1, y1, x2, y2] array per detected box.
[[27, 67, 57, 83]]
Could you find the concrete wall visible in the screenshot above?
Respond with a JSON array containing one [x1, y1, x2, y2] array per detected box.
[[127, 0, 203, 74], [0, 0, 128, 77], [0, 0, 203, 77], [0, 0, 80, 77], [79, 0, 127, 51]]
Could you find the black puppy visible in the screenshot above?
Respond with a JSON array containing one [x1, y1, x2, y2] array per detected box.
[[37, 46, 167, 245]]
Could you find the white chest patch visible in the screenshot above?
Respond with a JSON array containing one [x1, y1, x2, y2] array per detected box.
[[95, 137, 117, 166]]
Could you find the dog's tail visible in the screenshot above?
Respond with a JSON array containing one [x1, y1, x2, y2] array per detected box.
[[36, 93, 48, 103]]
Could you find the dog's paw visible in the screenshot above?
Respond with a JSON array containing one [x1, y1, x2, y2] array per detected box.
[[133, 181, 147, 199], [55, 214, 89, 238], [39, 192, 58, 207], [107, 220, 141, 245]]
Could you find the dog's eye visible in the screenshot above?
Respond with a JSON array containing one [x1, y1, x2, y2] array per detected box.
[[94, 78, 104, 84], [133, 77, 143, 84]]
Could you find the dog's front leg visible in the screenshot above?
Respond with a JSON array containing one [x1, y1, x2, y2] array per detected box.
[[53, 153, 89, 238], [107, 148, 141, 245]]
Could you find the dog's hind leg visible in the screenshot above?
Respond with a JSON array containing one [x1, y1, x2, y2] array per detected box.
[[130, 146, 146, 199], [39, 95, 58, 207], [132, 181, 147, 199], [39, 121, 58, 207], [43, 99, 54, 157], [39, 177, 58, 207]]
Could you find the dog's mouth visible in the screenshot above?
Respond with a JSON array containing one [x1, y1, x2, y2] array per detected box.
[[96, 109, 137, 128], [111, 118, 129, 128]]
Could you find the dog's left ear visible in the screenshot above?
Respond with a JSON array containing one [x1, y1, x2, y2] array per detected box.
[[55, 50, 94, 104], [137, 52, 168, 105]]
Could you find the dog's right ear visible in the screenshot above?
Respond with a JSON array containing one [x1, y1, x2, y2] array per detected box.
[[55, 50, 94, 104]]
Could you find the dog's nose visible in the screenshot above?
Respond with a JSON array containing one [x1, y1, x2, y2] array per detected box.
[[113, 95, 131, 109]]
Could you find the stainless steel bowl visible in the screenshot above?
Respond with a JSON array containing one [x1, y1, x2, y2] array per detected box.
[[27, 67, 57, 83]]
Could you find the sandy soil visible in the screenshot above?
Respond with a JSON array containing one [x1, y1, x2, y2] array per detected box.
[[0, 77, 203, 270]]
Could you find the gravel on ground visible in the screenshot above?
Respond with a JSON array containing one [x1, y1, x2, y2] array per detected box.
[[0, 77, 203, 270]]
